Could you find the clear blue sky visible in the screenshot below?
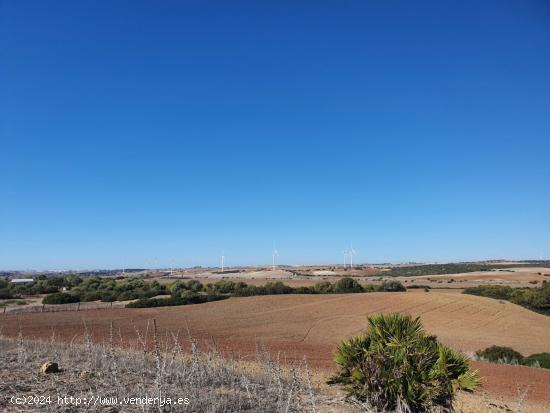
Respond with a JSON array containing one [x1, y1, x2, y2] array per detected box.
[[1, 1, 549, 270]]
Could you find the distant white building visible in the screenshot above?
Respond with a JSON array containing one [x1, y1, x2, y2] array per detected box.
[[10, 278, 34, 286]]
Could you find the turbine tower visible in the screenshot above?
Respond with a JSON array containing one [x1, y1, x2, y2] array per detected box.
[[220, 251, 225, 273], [272, 246, 279, 271], [349, 242, 356, 268], [343, 250, 348, 267]]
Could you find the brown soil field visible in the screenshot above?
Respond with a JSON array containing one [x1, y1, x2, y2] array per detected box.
[[2, 291, 550, 408]]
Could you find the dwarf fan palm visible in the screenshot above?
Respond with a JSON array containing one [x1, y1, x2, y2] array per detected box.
[[328, 313, 479, 412]]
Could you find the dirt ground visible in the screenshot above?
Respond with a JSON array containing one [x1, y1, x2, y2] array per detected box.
[[1, 291, 549, 408]]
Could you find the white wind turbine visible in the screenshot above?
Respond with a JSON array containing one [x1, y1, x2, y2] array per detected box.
[[343, 249, 349, 267], [348, 242, 356, 268], [272, 246, 279, 271], [220, 251, 225, 273]]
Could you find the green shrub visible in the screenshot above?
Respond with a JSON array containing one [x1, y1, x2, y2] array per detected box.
[[81, 291, 102, 302], [232, 285, 263, 297], [264, 281, 294, 295], [126, 292, 227, 308], [0, 289, 16, 299], [407, 284, 431, 289], [475, 346, 523, 364], [312, 282, 333, 294], [170, 280, 204, 295], [205, 280, 247, 294], [520, 353, 550, 369], [42, 292, 80, 305], [382, 263, 545, 278], [378, 280, 406, 292], [293, 286, 314, 294], [328, 313, 479, 412], [333, 277, 363, 293]]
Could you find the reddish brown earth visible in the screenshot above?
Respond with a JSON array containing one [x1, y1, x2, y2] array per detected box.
[[1, 292, 549, 407]]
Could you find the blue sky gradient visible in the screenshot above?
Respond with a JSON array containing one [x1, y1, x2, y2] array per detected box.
[[1, 1, 549, 269]]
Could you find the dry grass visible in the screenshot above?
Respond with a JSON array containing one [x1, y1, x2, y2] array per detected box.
[[0, 323, 358, 412]]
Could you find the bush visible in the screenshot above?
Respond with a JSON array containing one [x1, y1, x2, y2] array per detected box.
[[312, 282, 333, 294], [475, 345, 523, 364], [264, 281, 294, 295], [170, 280, 204, 295], [205, 280, 246, 294], [293, 286, 314, 294], [0, 289, 16, 299], [407, 284, 431, 289], [521, 353, 550, 369], [378, 280, 406, 292], [126, 292, 227, 308], [232, 285, 264, 297], [328, 313, 479, 412], [42, 292, 80, 305], [333, 277, 363, 293]]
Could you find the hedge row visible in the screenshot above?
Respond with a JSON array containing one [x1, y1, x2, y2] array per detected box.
[[123, 278, 407, 308], [463, 282, 550, 315], [28, 276, 407, 307], [126, 292, 227, 308]]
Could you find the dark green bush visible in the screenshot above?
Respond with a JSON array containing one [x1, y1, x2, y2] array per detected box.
[[521, 353, 550, 369], [382, 263, 545, 278], [476, 346, 550, 369], [170, 280, 204, 295], [378, 280, 406, 292], [328, 313, 479, 412], [42, 292, 80, 304], [0, 289, 17, 299], [81, 291, 102, 302], [333, 277, 363, 293], [264, 281, 294, 295], [205, 280, 247, 294], [312, 282, 333, 294], [475, 346, 523, 364], [464, 285, 513, 300], [407, 284, 431, 289], [293, 286, 314, 294], [126, 292, 227, 308]]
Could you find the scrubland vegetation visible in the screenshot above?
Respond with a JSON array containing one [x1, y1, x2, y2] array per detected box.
[[463, 281, 550, 315], [1, 275, 407, 309], [475, 345, 550, 369], [128, 279, 406, 308], [0, 276, 168, 303], [382, 262, 547, 277]]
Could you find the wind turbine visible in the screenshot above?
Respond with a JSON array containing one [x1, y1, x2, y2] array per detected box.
[[272, 245, 279, 271], [349, 242, 356, 268], [343, 250, 348, 267], [220, 251, 225, 273]]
